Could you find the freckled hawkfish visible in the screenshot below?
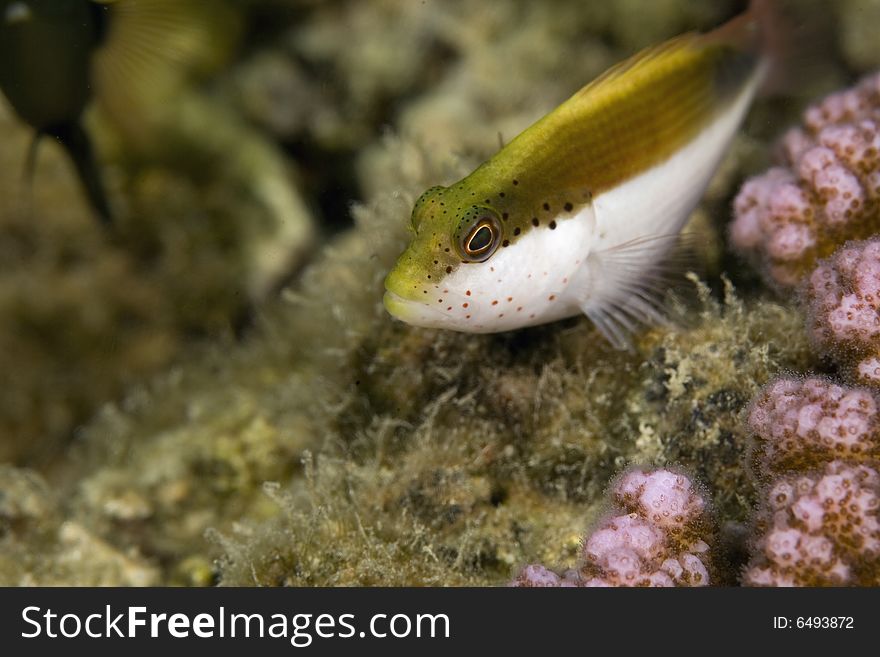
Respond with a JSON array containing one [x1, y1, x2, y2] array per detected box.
[[384, 2, 774, 347]]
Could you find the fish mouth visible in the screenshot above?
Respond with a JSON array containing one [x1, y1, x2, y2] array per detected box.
[[383, 289, 450, 328], [383, 289, 418, 321], [382, 266, 426, 322], [384, 263, 454, 328]]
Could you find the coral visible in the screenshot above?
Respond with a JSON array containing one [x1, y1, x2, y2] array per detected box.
[[735, 72, 880, 586], [747, 377, 880, 472], [510, 564, 581, 587], [744, 461, 880, 586], [512, 468, 714, 587], [730, 72, 880, 288], [805, 238, 880, 385], [743, 377, 880, 586]]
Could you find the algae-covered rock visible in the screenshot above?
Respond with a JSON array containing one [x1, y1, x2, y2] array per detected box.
[[214, 272, 812, 586], [0, 465, 159, 585]]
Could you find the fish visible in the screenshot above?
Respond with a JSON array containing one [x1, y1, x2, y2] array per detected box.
[[0, 0, 113, 224], [0, 0, 236, 226], [384, 1, 776, 347]]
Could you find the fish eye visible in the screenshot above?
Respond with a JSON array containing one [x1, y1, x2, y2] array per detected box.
[[469, 225, 493, 252], [460, 213, 502, 262]]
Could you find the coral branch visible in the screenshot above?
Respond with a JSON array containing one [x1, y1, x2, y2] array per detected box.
[[743, 377, 880, 586], [731, 73, 880, 287], [512, 468, 714, 587], [805, 238, 880, 385]]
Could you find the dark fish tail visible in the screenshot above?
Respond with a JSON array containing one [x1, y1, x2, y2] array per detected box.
[[46, 122, 113, 226], [20, 132, 44, 218]]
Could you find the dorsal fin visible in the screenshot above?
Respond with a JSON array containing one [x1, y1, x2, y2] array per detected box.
[[570, 33, 701, 102]]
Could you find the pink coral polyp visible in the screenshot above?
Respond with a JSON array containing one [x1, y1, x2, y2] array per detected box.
[[748, 377, 879, 471], [806, 238, 880, 384], [744, 376, 880, 586], [745, 461, 880, 586], [731, 73, 880, 287], [511, 468, 713, 588]]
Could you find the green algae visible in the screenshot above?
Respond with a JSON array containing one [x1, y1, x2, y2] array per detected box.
[[214, 277, 813, 586]]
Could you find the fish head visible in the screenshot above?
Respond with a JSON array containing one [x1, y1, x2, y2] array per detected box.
[[384, 183, 510, 331], [385, 182, 588, 332]]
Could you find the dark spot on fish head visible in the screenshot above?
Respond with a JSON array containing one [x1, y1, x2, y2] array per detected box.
[[411, 185, 446, 231]]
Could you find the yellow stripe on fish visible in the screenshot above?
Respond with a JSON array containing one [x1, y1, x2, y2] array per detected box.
[[385, 3, 772, 345]]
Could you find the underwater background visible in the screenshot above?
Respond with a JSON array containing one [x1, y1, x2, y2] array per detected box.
[[0, 0, 877, 585]]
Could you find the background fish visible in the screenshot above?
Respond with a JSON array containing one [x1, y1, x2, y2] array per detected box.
[[0, 0, 113, 223], [385, 1, 775, 347], [0, 0, 241, 227]]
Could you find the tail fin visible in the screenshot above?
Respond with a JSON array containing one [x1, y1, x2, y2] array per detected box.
[[46, 122, 114, 226], [704, 0, 781, 93], [746, 0, 793, 95], [717, 0, 835, 98], [21, 132, 44, 221], [706, 0, 834, 96]]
